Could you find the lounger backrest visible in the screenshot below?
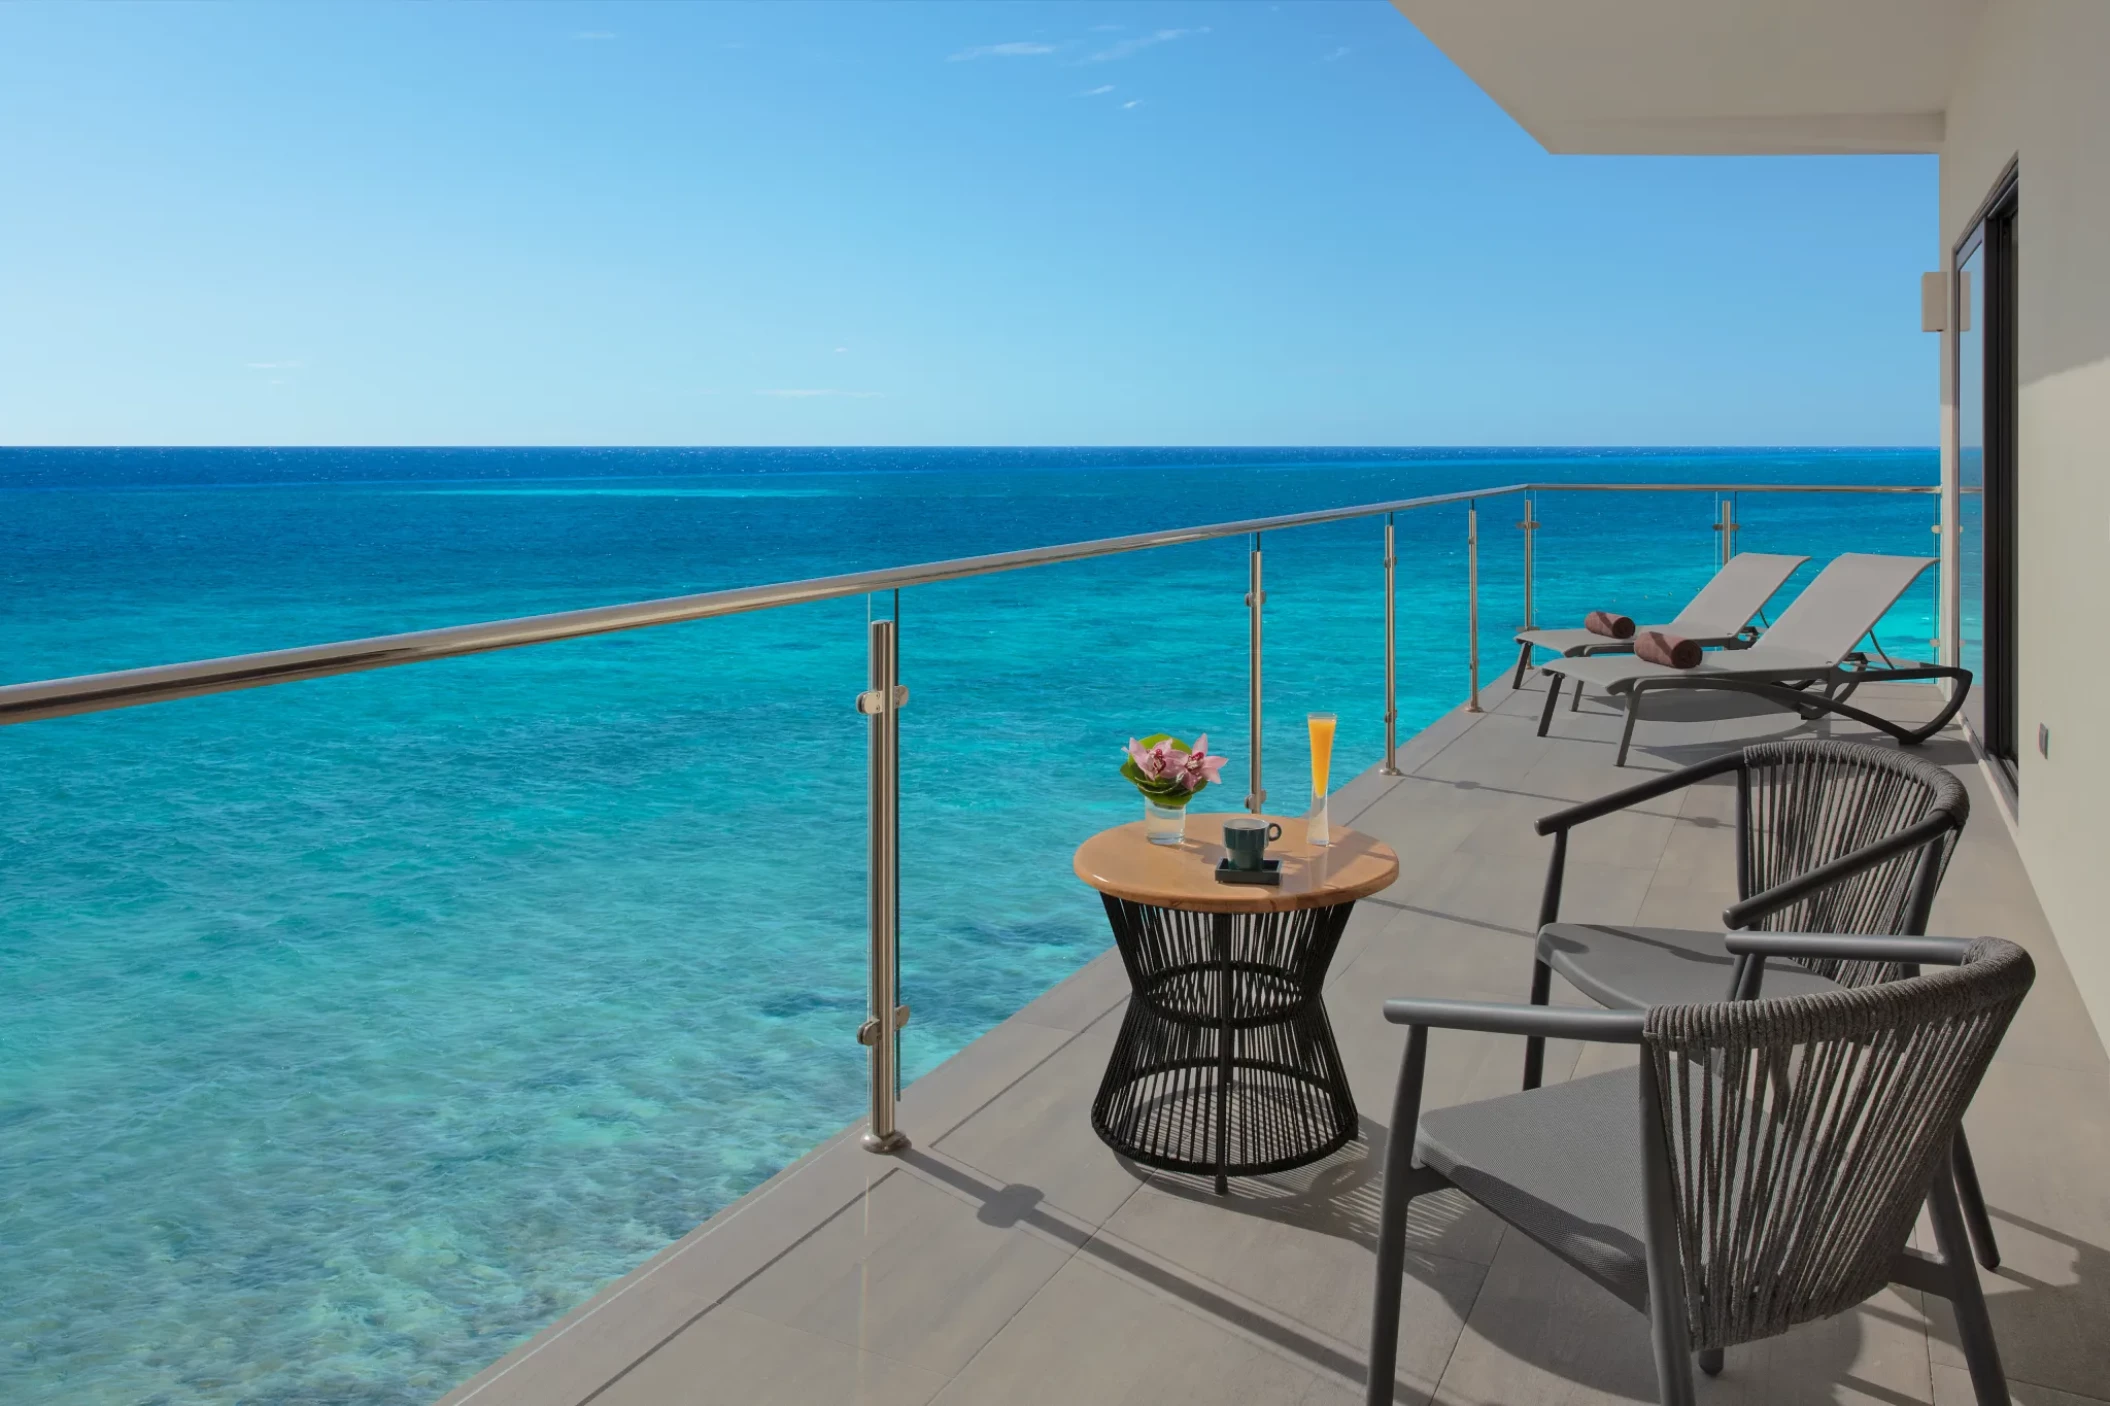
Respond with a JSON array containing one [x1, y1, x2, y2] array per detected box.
[[1666, 552, 1808, 636], [1756, 553, 1937, 661]]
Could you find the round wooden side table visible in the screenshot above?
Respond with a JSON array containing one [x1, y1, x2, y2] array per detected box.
[[1072, 815, 1399, 1194]]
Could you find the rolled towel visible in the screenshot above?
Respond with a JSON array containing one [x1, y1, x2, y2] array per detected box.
[[1584, 610, 1636, 639], [1634, 630, 1702, 669]]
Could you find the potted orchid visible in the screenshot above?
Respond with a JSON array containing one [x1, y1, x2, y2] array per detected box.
[[1121, 733, 1227, 845]]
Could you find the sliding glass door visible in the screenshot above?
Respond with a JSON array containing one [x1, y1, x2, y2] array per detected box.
[[1955, 168, 2019, 785]]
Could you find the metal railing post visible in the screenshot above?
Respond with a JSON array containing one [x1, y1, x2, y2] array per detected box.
[[1518, 494, 1538, 631], [1247, 532, 1266, 812], [1715, 495, 1738, 568], [1381, 514, 1399, 775], [857, 617, 909, 1154], [1466, 502, 1482, 712]]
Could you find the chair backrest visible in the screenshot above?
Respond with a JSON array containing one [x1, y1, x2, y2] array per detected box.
[[1665, 552, 1808, 637], [1736, 741, 1969, 982], [1641, 938, 2032, 1351], [1755, 553, 1937, 661]]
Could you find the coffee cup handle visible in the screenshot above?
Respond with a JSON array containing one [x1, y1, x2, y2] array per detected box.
[[1266, 822, 1283, 842]]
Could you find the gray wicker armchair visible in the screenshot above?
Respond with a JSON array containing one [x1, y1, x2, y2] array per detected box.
[[1520, 739, 2002, 1269], [1366, 935, 2033, 1406]]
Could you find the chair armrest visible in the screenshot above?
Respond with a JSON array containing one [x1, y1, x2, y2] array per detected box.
[[1382, 998, 1645, 1043], [1723, 934, 1981, 967], [1721, 813, 1955, 929], [1535, 751, 1742, 836]]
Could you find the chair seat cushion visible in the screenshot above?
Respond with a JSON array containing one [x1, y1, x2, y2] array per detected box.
[[1415, 1069, 1650, 1310], [1537, 923, 1839, 1010]]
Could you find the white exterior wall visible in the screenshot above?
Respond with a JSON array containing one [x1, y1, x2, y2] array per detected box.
[[1941, 0, 2110, 1038]]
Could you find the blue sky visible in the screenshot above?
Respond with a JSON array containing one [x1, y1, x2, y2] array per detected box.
[[0, 1, 1938, 447]]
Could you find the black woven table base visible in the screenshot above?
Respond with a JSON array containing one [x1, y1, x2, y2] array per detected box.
[[1090, 895, 1359, 1189]]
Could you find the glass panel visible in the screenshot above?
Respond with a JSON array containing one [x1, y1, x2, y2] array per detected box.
[[1956, 245, 1986, 738]]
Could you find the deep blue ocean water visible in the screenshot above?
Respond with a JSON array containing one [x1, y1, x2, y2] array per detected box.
[[0, 447, 1940, 1404]]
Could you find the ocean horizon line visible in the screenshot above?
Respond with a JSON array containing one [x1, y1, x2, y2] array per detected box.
[[0, 441, 1941, 453]]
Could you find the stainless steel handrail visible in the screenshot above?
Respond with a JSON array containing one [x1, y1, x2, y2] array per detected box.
[[0, 483, 1522, 727], [1535, 482, 1945, 494], [0, 480, 1935, 727]]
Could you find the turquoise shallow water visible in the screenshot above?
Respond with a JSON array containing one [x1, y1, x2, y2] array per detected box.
[[0, 448, 1940, 1404]]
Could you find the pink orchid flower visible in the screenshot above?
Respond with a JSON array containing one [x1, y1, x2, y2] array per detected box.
[[1126, 737, 1178, 781], [1181, 734, 1227, 788]]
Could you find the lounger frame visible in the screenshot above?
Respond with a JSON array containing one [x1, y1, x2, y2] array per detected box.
[[1536, 657, 1973, 765]]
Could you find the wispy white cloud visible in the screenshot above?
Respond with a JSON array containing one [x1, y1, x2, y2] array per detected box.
[[1079, 84, 1115, 96], [754, 388, 883, 399], [1123, 99, 1143, 110], [1088, 27, 1205, 62], [833, 346, 849, 353], [1091, 24, 1124, 32], [1321, 45, 1351, 62], [947, 40, 1056, 62], [572, 31, 617, 41]]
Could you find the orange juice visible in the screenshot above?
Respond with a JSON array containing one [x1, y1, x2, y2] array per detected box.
[[1308, 713, 1336, 795]]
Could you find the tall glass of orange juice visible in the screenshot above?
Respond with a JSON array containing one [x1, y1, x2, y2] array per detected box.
[[1307, 712, 1336, 846]]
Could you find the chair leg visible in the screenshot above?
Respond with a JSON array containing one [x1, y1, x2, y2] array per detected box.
[[1571, 675, 1584, 710], [1927, 1152, 2011, 1405], [1522, 957, 1552, 1090], [1366, 1030, 1429, 1406], [1953, 1134, 2003, 1270], [1537, 675, 1564, 736], [1616, 689, 1645, 767], [1696, 1348, 1723, 1377], [1637, 1057, 1697, 1406], [1648, 1297, 1697, 1406], [1513, 641, 1533, 690]]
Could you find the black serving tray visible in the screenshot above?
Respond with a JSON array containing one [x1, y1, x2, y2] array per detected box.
[[1215, 858, 1282, 886]]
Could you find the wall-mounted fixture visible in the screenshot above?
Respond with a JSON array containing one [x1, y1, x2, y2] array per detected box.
[[1922, 271, 1973, 333]]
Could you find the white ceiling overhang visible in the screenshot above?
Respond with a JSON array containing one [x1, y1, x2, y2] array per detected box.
[[1390, 0, 1983, 154]]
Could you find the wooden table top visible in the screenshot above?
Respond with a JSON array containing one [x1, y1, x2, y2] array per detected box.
[[1072, 814, 1399, 914]]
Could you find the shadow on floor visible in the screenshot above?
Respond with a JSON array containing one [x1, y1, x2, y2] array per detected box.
[[1087, 1117, 2068, 1405], [899, 1147, 1396, 1391]]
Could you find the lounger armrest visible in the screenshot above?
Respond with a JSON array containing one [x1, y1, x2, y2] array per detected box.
[[1535, 751, 1742, 835], [1723, 934, 1981, 967], [1721, 813, 1955, 929], [1382, 998, 1646, 1043]]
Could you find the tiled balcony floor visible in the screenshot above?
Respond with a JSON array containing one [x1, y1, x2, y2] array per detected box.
[[438, 676, 2110, 1406]]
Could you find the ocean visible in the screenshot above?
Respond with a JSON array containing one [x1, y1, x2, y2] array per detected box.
[[0, 447, 1941, 1404]]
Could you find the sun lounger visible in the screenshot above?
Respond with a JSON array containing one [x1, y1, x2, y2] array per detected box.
[[1535, 553, 1970, 765], [1511, 551, 1808, 688]]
